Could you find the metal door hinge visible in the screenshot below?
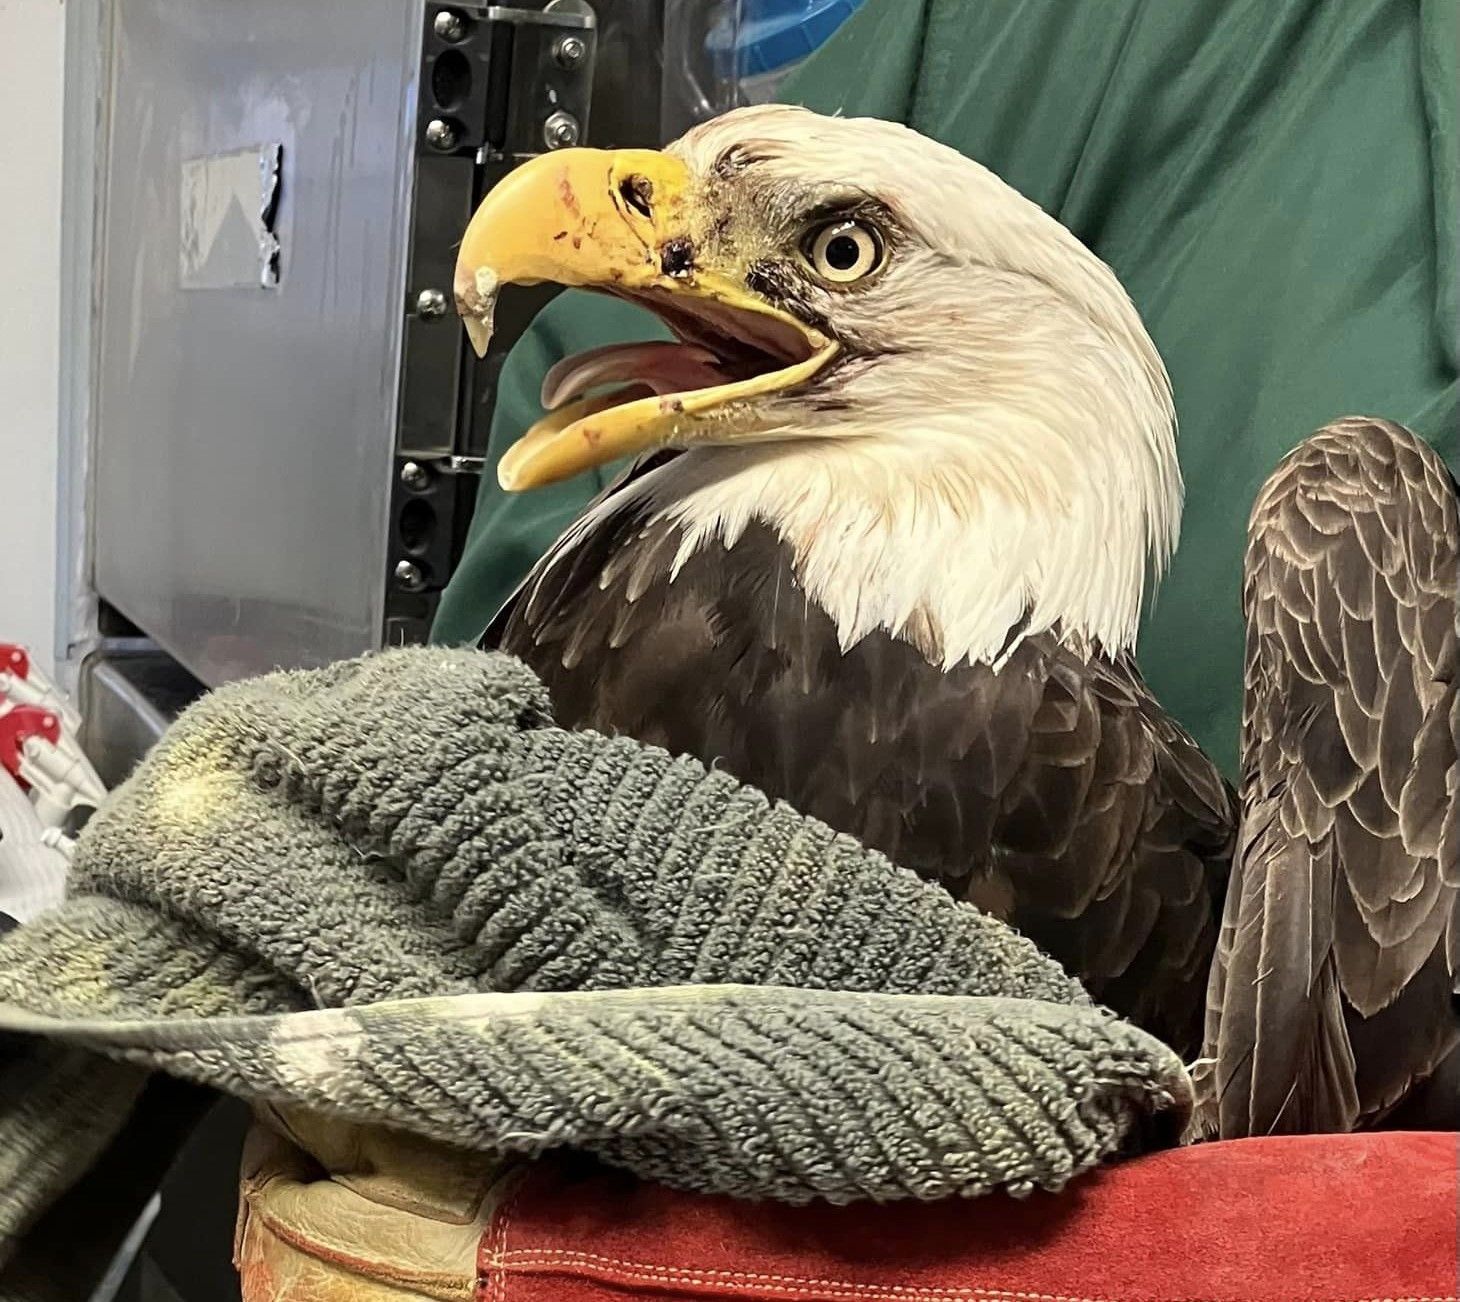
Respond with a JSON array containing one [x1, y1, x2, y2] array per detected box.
[[418, 1, 597, 165], [438, 455, 487, 474], [386, 2, 595, 648]]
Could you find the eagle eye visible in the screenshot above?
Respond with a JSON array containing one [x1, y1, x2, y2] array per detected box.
[[802, 219, 884, 285]]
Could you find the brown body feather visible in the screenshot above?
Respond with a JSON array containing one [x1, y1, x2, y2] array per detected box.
[[1200, 418, 1460, 1135], [489, 464, 1234, 1056]]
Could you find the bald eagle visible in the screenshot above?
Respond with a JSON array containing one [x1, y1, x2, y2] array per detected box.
[[454, 104, 1235, 1056]]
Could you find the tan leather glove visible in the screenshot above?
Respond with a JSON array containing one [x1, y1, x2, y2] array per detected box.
[[235, 1106, 518, 1300]]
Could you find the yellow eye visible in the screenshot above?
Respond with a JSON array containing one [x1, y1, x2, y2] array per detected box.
[[804, 220, 884, 284]]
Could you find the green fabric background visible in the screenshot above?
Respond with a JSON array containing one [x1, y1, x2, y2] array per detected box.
[[434, 0, 1459, 778]]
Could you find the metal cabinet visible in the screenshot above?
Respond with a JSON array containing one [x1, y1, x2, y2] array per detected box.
[[84, 0, 687, 691]]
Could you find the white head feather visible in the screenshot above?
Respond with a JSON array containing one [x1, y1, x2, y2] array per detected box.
[[607, 106, 1180, 669]]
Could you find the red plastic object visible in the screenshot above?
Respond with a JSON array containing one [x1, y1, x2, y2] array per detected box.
[[0, 644, 29, 680], [477, 1133, 1460, 1302], [0, 704, 61, 783]]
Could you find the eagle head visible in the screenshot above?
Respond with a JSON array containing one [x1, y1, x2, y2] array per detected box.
[[455, 105, 1180, 667]]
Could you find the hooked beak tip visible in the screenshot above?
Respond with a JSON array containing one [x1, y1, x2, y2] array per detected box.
[[462, 313, 492, 359], [454, 263, 500, 359]]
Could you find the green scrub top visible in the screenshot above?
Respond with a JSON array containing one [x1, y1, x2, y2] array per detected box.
[[433, 0, 1459, 779]]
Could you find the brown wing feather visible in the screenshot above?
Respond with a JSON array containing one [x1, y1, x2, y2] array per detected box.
[[1199, 418, 1460, 1137], [494, 495, 1234, 1056]]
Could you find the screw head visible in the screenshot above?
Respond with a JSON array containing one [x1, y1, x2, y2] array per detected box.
[[415, 288, 448, 319], [394, 559, 427, 592], [543, 110, 580, 150], [433, 9, 466, 41], [425, 118, 458, 150], [553, 34, 587, 67], [400, 460, 431, 491]]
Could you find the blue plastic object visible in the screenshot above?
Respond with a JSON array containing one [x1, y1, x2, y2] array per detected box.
[[707, 0, 867, 78]]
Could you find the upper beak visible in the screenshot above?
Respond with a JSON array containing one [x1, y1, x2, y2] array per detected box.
[[454, 148, 693, 355], [454, 148, 837, 490]]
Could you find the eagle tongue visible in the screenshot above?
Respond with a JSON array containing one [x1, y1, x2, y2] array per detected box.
[[541, 341, 725, 410]]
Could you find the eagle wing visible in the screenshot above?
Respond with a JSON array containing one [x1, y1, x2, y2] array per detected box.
[[1200, 418, 1460, 1136], [494, 495, 1234, 1055], [480, 450, 682, 648]]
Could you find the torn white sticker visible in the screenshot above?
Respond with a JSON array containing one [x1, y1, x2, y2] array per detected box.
[[180, 144, 282, 289]]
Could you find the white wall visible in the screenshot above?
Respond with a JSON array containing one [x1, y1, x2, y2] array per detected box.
[[0, 0, 65, 677]]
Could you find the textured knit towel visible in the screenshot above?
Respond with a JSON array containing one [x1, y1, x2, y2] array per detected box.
[[0, 648, 1190, 1274]]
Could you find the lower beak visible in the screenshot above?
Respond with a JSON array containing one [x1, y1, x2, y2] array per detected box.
[[453, 148, 837, 490]]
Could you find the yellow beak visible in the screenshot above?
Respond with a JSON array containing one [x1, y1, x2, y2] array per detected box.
[[454, 148, 837, 491]]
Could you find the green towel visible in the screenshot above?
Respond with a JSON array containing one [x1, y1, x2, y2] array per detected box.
[[0, 648, 1190, 1293]]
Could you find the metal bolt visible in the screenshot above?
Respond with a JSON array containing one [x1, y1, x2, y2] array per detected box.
[[415, 288, 448, 319], [553, 34, 587, 68], [543, 110, 580, 150], [400, 460, 431, 491], [433, 9, 466, 41], [425, 118, 458, 150], [394, 559, 427, 592]]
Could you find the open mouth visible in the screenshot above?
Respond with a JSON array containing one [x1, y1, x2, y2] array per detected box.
[[451, 144, 839, 490], [497, 287, 838, 492], [542, 289, 821, 409]]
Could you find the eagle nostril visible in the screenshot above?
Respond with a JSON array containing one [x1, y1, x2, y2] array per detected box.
[[660, 237, 695, 279], [620, 175, 654, 219]]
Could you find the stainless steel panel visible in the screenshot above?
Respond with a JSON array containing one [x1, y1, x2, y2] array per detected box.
[[77, 648, 205, 788], [92, 0, 419, 686]]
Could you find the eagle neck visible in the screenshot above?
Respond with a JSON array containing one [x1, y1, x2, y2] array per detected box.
[[632, 427, 1170, 670]]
